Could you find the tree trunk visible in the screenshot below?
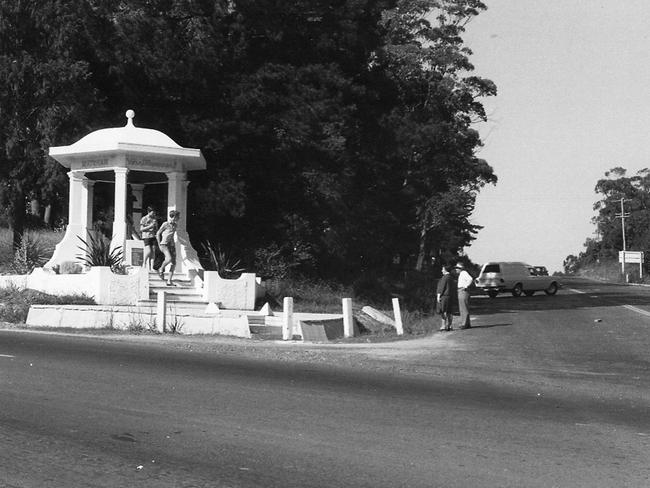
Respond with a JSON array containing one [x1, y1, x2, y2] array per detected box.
[[11, 188, 26, 252], [44, 204, 52, 225], [415, 219, 428, 271]]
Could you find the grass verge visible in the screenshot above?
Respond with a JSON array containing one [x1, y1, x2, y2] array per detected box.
[[0, 284, 95, 324]]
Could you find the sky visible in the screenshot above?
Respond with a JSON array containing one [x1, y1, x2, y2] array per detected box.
[[461, 1, 650, 273]]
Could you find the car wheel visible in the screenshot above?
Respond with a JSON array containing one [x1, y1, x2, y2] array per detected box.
[[524, 290, 535, 297], [487, 290, 498, 298], [512, 283, 523, 297], [544, 282, 558, 295]]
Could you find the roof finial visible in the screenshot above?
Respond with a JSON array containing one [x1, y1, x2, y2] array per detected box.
[[125, 109, 135, 127]]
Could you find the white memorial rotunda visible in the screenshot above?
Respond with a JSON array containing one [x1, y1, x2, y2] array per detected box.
[[45, 110, 206, 276]]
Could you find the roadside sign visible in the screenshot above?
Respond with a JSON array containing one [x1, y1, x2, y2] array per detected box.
[[618, 251, 644, 264], [619, 251, 644, 280]]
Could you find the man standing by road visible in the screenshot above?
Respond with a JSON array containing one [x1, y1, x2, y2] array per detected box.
[[455, 262, 473, 329]]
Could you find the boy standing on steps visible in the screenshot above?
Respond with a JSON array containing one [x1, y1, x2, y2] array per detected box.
[[156, 210, 180, 286]]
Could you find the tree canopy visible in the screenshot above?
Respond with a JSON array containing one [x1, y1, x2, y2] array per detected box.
[[565, 167, 650, 274], [0, 0, 496, 280]]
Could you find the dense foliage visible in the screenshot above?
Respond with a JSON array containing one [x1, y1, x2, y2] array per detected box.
[[564, 167, 650, 275], [0, 0, 496, 281]]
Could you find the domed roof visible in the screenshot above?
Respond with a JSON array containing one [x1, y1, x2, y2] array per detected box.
[[49, 110, 207, 172], [70, 110, 181, 150]]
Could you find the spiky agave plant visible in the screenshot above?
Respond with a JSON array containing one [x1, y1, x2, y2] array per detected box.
[[77, 234, 124, 273], [200, 241, 245, 278], [11, 232, 49, 274]]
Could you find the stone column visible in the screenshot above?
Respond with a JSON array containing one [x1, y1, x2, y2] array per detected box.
[[44, 171, 91, 268], [166, 171, 187, 229], [111, 167, 129, 255], [82, 179, 95, 232], [165, 171, 202, 275], [68, 171, 87, 228]]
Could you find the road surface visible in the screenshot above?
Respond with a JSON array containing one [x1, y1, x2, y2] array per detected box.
[[0, 277, 648, 487]]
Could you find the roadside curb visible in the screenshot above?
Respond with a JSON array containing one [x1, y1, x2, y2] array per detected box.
[[578, 275, 650, 288]]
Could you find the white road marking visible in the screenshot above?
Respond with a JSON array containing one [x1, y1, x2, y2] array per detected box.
[[567, 288, 587, 294], [568, 288, 650, 317], [622, 304, 650, 318], [0, 354, 15, 358]]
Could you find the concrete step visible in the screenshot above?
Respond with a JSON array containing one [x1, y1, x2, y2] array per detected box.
[[148, 293, 204, 303], [247, 315, 266, 325], [149, 281, 195, 288], [149, 277, 197, 285], [138, 297, 209, 308], [249, 324, 283, 340], [149, 286, 203, 296], [247, 315, 290, 340], [147, 270, 202, 302]]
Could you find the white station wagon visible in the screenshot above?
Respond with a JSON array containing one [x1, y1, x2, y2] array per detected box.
[[475, 261, 559, 298]]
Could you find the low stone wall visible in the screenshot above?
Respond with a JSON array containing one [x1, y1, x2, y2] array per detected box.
[[0, 267, 149, 305], [202, 271, 259, 310], [26, 304, 252, 338]]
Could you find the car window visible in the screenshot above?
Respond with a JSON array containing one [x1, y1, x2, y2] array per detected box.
[[484, 264, 500, 273]]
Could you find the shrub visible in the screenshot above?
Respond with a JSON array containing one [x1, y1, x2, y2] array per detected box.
[[125, 308, 157, 334], [398, 270, 436, 312], [402, 310, 436, 336], [167, 307, 184, 334], [253, 243, 295, 280], [0, 284, 95, 323], [0, 229, 14, 272], [77, 233, 125, 273], [59, 261, 83, 274], [352, 273, 392, 305], [264, 277, 351, 313], [0, 302, 28, 323], [11, 232, 49, 274]]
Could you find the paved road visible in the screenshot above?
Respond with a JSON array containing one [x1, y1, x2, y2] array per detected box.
[[0, 277, 648, 487]]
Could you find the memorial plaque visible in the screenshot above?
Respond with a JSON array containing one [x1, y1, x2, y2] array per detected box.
[[131, 247, 144, 267]]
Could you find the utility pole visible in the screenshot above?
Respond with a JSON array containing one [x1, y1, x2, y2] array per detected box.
[[615, 197, 630, 275], [615, 197, 630, 251]]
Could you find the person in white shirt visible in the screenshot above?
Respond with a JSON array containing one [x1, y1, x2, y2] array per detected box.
[[455, 262, 473, 329]]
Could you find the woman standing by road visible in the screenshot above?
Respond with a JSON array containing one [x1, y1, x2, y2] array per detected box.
[[436, 265, 455, 331]]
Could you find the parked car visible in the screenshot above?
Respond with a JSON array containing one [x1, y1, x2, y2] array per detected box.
[[475, 261, 559, 298]]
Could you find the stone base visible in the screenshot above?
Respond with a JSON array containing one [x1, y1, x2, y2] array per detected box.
[[26, 304, 252, 338]]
